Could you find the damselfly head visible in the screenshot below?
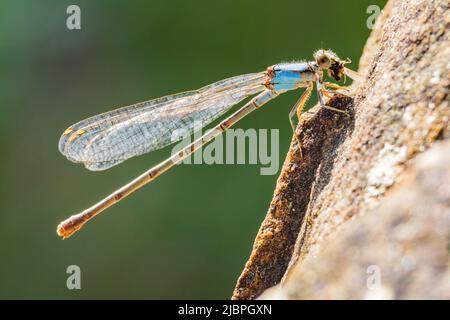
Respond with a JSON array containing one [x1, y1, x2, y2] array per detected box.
[[314, 49, 351, 81]]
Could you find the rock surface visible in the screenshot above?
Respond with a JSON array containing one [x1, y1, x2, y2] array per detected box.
[[261, 140, 450, 299], [233, 0, 450, 300]]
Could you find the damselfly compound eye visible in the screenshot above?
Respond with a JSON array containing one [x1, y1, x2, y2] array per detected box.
[[314, 49, 333, 69]]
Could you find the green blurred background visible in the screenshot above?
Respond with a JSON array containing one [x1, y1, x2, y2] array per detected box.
[[0, 0, 386, 299]]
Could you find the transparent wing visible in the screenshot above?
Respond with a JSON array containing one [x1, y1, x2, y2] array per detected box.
[[59, 72, 267, 171]]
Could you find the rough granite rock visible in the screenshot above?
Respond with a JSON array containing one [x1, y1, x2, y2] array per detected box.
[[260, 140, 450, 299], [233, 0, 449, 300]]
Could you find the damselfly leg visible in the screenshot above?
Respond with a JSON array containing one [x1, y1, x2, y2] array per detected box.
[[316, 81, 351, 116], [322, 81, 351, 94], [289, 82, 314, 133]]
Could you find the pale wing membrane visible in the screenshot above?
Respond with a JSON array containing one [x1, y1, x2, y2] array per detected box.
[[59, 72, 267, 170], [58, 90, 196, 157]]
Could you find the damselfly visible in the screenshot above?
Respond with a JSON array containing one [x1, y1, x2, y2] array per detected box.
[[57, 49, 361, 239]]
